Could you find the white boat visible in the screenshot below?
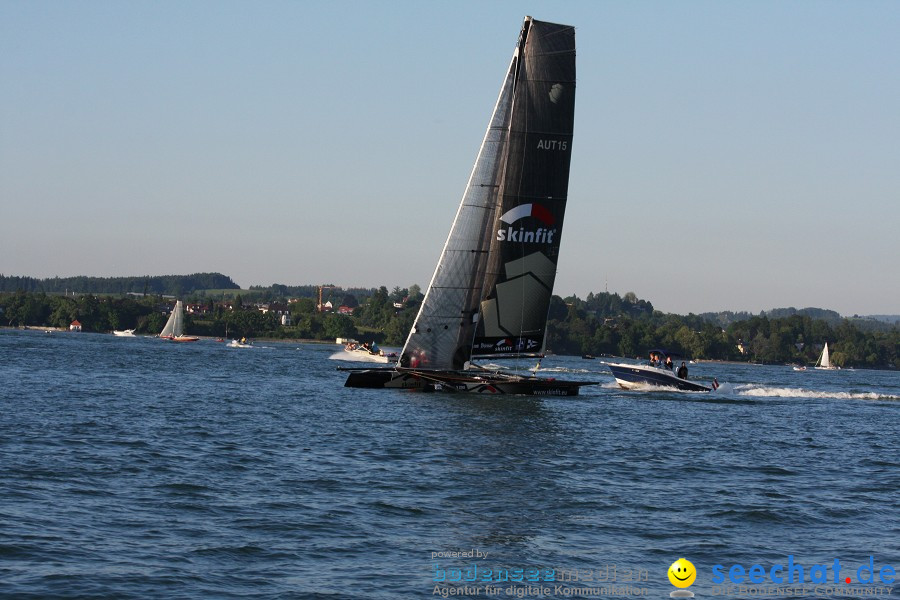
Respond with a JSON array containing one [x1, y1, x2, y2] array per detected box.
[[112, 329, 136, 337], [344, 17, 595, 395], [815, 342, 840, 370], [159, 300, 200, 342], [227, 339, 253, 348], [341, 342, 397, 364]]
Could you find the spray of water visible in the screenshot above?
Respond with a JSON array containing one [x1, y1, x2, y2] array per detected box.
[[733, 385, 899, 401]]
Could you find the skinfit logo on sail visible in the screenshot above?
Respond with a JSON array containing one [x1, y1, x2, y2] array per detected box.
[[496, 203, 558, 244]]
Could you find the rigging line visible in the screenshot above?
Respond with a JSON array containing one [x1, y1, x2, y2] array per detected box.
[[514, 128, 574, 137], [526, 32, 574, 50], [501, 193, 568, 201], [430, 286, 482, 290], [526, 54, 575, 64]]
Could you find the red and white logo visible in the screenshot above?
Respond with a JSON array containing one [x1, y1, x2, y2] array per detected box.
[[496, 203, 557, 244], [499, 203, 555, 226]]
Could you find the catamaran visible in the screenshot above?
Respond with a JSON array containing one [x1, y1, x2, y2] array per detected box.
[[159, 300, 199, 342], [344, 17, 594, 395]]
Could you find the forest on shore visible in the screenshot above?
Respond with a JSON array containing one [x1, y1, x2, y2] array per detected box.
[[1, 274, 897, 370]]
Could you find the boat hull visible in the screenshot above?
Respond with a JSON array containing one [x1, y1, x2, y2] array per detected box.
[[607, 363, 711, 392], [344, 368, 593, 396]]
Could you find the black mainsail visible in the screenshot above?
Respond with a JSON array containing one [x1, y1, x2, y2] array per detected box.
[[471, 19, 575, 361], [345, 17, 592, 395]]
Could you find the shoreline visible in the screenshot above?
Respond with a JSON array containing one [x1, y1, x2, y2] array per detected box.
[[3, 327, 895, 370], [0, 326, 338, 345]]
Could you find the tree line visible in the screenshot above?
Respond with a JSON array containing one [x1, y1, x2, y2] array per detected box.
[[1, 287, 897, 370], [547, 293, 898, 369], [0, 273, 239, 295]]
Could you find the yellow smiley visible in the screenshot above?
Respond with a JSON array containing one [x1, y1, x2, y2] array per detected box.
[[668, 558, 696, 588]]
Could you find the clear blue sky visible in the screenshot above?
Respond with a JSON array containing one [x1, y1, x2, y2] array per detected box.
[[2, 1, 899, 316]]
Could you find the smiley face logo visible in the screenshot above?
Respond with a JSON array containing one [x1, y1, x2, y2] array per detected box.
[[668, 558, 696, 588]]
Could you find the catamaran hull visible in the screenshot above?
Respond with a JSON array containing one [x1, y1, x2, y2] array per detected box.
[[607, 363, 711, 392], [344, 369, 592, 396]]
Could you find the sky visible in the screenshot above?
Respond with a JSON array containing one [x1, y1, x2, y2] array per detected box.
[[2, 1, 899, 316]]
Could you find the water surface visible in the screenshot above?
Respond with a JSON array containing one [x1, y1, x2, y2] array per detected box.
[[1, 329, 898, 598]]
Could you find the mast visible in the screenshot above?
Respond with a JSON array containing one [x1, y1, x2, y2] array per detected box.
[[173, 301, 184, 337]]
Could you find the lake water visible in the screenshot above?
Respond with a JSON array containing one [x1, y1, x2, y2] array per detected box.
[[2, 329, 899, 599]]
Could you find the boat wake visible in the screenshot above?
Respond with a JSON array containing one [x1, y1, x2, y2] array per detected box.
[[531, 365, 593, 374], [604, 380, 897, 401], [733, 385, 900, 401]]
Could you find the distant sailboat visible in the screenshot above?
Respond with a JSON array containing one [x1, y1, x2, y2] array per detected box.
[[159, 300, 200, 342], [814, 342, 839, 370], [343, 17, 595, 395]]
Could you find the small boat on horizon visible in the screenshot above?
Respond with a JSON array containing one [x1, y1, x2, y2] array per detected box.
[[814, 342, 840, 370], [159, 300, 200, 342], [112, 329, 136, 337]]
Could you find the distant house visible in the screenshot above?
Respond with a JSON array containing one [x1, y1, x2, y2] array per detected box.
[[269, 302, 290, 316], [186, 304, 207, 315], [338, 305, 354, 315], [69, 320, 82, 332], [259, 303, 291, 323]]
